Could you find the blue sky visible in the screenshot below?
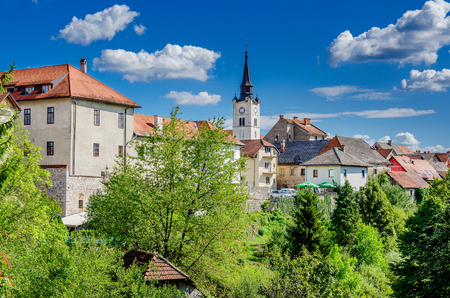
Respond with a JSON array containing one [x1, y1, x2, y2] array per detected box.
[[2, 0, 450, 152]]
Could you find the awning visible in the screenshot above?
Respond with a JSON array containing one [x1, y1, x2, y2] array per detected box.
[[62, 212, 87, 228]]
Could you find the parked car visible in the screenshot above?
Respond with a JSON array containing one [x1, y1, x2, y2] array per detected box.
[[280, 188, 297, 198], [270, 190, 288, 199]]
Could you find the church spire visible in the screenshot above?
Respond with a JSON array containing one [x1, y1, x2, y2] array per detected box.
[[239, 51, 253, 100]]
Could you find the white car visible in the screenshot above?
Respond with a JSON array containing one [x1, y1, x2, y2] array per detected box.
[[270, 190, 288, 199], [280, 188, 297, 198]]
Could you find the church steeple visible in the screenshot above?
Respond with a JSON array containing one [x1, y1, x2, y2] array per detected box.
[[239, 51, 254, 101]]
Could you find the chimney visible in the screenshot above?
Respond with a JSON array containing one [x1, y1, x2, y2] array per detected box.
[[304, 118, 311, 125], [280, 140, 285, 153], [293, 116, 298, 120], [340, 145, 345, 152], [80, 58, 87, 74], [154, 115, 163, 131], [279, 115, 284, 119], [388, 140, 392, 146]]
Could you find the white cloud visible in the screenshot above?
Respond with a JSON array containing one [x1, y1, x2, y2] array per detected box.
[[422, 144, 450, 152], [378, 135, 391, 143], [327, 0, 450, 67], [93, 44, 221, 82], [400, 68, 450, 91], [224, 118, 233, 130], [134, 24, 146, 35], [164, 91, 221, 106], [310, 85, 393, 101], [53, 5, 139, 46], [310, 85, 372, 100], [395, 132, 421, 151], [32, 0, 37, 3], [354, 134, 375, 146]]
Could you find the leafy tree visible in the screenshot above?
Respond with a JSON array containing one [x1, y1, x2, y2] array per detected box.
[[88, 108, 248, 270], [355, 177, 395, 241], [288, 188, 329, 256], [0, 62, 15, 94], [414, 187, 428, 204], [393, 176, 450, 297], [331, 180, 360, 247], [378, 172, 414, 214]]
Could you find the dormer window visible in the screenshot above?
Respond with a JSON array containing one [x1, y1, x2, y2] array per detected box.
[[42, 84, 52, 94], [25, 86, 34, 95]]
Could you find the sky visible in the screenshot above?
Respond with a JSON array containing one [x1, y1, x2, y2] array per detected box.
[[2, 0, 450, 152]]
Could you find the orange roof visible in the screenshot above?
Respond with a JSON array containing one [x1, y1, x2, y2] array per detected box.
[[1, 64, 140, 108], [134, 114, 244, 145], [375, 148, 393, 159], [285, 118, 327, 135], [397, 145, 413, 154], [390, 156, 441, 181], [386, 171, 429, 189], [240, 139, 277, 158]]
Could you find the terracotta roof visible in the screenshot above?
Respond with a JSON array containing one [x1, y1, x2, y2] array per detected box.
[[300, 147, 370, 167], [397, 145, 413, 154], [285, 118, 327, 135], [438, 171, 447, 179], [375, 148, 393, 159], [123, 249, 189, 281], [435, 152, 450, 164], [320, 136, 390, 165], [390, 156, 441, 181], [240, 139, 277, 158], [1, 64, 140, 108], [386, 171, 429, 189], [273, 140, 329, 165], [134, 114, 244, 146], [374, 141, 410, 155]]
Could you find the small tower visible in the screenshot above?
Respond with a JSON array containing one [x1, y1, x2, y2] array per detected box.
[[232, 51, 261, 140]]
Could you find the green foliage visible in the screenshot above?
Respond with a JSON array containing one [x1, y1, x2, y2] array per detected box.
[[393, 196, 450, 297], [261, 200, 270, 210], [427, 169, 450, 203], [331, 180, 360, 247], [378, 173, 414, 214], [0, 62, 15, 94], [288, 189, 329, 256], [276, 197, 295, 217], [327, 245, 362, 296], [358, 264, 393, 298], [351, 223, 387, 271], [355, 177, 395, 240], [317, 193, 335, 222], [88, 107, 249, 271], [414, 187, 428, 204]]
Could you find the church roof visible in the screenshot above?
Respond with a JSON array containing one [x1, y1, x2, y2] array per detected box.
[[240, 51, 252, 87]]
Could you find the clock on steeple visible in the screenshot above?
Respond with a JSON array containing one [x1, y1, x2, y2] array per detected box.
[[232, 50, 261, 140]]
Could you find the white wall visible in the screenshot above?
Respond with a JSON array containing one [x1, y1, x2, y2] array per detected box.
[[305, 165, 368, 191]]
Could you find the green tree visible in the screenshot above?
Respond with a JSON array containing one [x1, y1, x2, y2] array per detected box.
[[355, 177, 394, 241], [88, 108, 248, 270], [393, 174, 450, 297], [331, 180, 360, 247], [414, 187, 428, 204], [288, 188, 329, 256], [0, 62, 15, 94]]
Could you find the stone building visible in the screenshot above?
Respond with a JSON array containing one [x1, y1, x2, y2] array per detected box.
[[2, 60, 141, 216], [264, 115, 327, 144]]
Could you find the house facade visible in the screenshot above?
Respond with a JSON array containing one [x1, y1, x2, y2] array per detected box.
[[2, 61, 141, 216], [264, 115, 327, 144]]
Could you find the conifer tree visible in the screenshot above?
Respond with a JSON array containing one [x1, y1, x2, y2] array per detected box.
[[331, 180, 360, 247], [288, 188, 329, 256]]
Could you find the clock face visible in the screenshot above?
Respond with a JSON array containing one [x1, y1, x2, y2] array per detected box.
[[254, 107, 258, 114], [239, 107, 245, 114]]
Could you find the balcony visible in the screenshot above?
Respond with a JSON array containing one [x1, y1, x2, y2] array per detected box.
[[262, 152, 277, 159]]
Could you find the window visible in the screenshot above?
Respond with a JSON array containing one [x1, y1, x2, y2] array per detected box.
[[301, 168, 305, 175], [41, 84, 51, 93], [118, 113, 124, 129], [93, 143, 99, 157], [313, 169, 318, 177], [275, 134, 279, 142], [266, 177, 270, 185], [239, 117, 245, 126], [118, 145, 123, 157], [79, 200, 83, 209], [280, 169, 285, 176], [322, 137, 325, 140], [7, 88, 14, 93], [374, 168, 378, 175], [265, 147, 271, 153], [94, 110, 100, 126], [288, 133, 292, 141], [290, 168, 294, 176], [25, 86, 34, 95], [254, 118, 257, 126], [47, 107, 54, 124], [315, 136, 318, 140], [328, 169, 334, 178], [24, 109, 31, 125], [344, 169, 347, 178], [47, 141, 54, 156], [362, 170, 365, 178], [255, 132, 257, 138], [265, 162, 270, 169]]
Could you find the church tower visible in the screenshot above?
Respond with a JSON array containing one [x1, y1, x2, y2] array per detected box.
[[232, 51, 261, 140]]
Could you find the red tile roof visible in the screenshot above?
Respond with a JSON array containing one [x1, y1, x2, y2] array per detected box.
[[285, 118, 327, 135], [1, 64, 140, 108], [390, 156, 441, 181], [375, 148, 393, 159], [134, 114, 244, 145], [386, 171, 429, 189], [123, 249, 189, 281], [397, 145, 413, 154], [240, 139, 276, 158]]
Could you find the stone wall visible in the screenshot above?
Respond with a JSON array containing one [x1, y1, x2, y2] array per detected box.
[[246, 186, 270, 212], [277, 164, 306, 189], [43, 165, 105, 217]]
